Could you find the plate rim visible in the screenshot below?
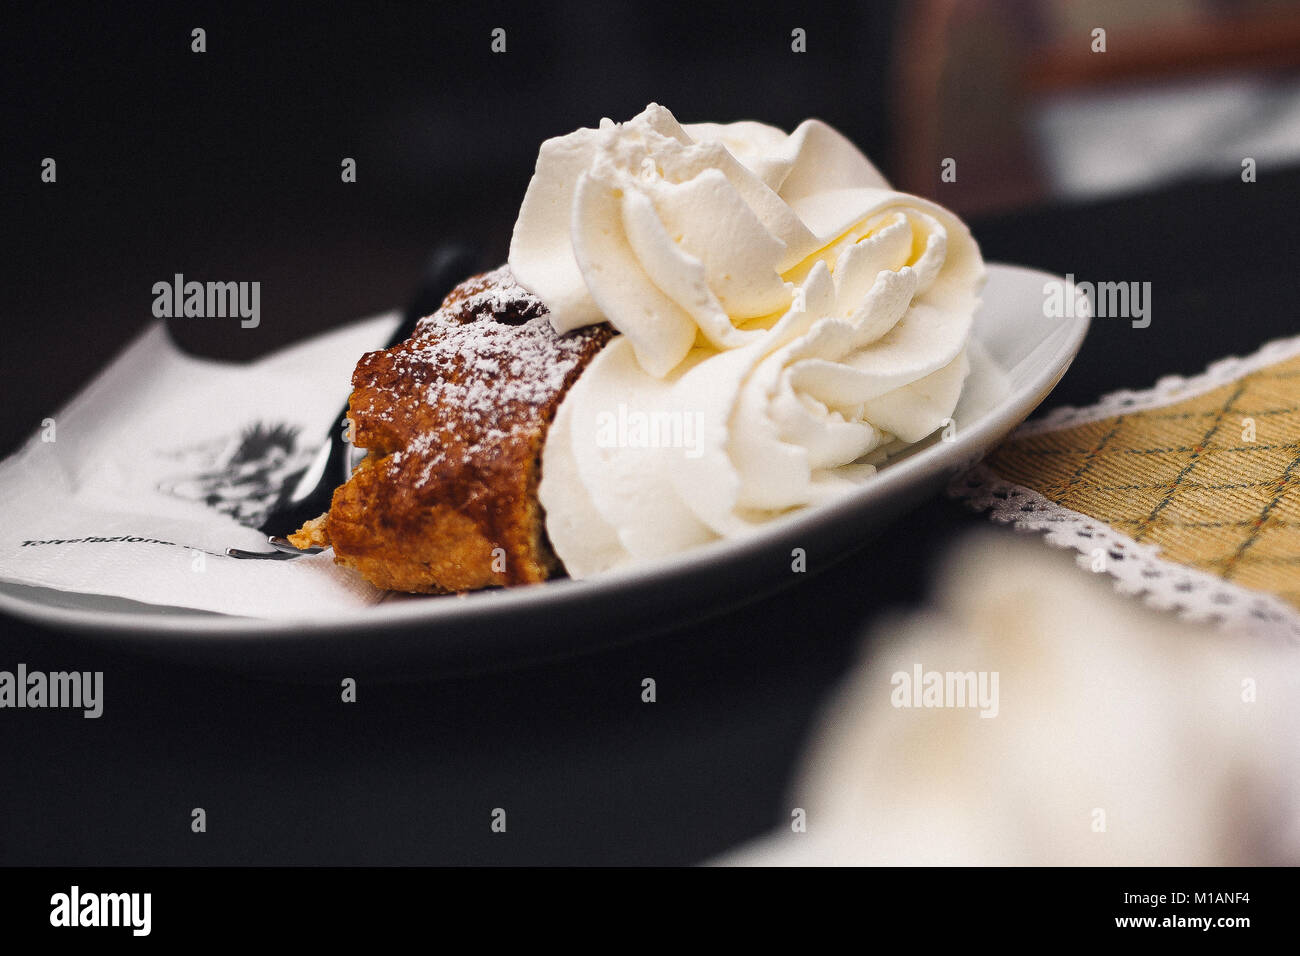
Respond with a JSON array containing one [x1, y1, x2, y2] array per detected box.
[[0, 262, 1089, 640]]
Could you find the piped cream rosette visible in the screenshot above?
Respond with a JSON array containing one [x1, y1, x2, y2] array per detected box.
[[510, 105, 985, 577], [510, 103, 887, 377]]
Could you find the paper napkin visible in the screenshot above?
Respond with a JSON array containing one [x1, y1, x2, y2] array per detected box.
[[0, 315, 401, 619]]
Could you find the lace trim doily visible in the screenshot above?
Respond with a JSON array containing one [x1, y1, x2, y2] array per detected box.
[[1018, 333, 1300, 436], [951, 465, 1300, 642], [951, 333, 1300, 643]]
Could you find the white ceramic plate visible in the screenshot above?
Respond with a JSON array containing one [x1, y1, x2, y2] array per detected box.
[[0, 264, 1088, 675]]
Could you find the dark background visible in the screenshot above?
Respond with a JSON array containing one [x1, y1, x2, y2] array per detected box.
[[3, 0, 897, 449], [2, 1, 1297, 864]]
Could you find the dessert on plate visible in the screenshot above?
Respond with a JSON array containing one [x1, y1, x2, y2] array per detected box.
[[290, 269, 611, 591], [291, 103, 986, 593]]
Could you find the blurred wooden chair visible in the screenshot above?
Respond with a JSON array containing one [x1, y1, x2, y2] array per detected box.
[[890, 0, 1300, 214]]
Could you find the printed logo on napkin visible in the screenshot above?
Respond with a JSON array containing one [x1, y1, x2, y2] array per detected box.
[[157, 421, 316, 527]]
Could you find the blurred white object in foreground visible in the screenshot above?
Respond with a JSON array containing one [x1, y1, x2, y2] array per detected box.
[[723, 535, 1300, 866]]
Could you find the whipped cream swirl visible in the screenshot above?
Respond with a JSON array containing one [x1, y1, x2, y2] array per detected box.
[[510, 103, 888, 377], [511, 105, 985, 577]]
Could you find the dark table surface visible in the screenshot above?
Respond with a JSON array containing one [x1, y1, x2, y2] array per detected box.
[[2, 162, 1297, 865]]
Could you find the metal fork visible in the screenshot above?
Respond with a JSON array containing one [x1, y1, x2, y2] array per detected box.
[[227, 244, 482, 560]]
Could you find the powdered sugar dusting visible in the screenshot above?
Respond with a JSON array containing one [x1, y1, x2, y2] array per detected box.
[[354, 266, 610, 489]]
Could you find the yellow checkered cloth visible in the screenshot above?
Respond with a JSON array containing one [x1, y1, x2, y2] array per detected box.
[[986, 353, 1300, 611]]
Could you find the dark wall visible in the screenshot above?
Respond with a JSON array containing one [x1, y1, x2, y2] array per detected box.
[[2, 1, 898, 454]]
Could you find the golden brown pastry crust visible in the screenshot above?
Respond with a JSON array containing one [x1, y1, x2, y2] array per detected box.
[[290, 267, 612, 593]]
